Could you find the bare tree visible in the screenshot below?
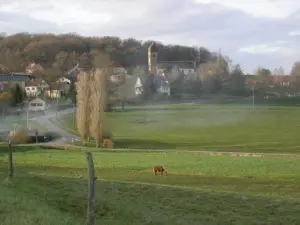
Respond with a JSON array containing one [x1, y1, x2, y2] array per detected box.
[[290, 61, 300, 91], [89, 69, 106, 147], [76, 72, 91, 145]]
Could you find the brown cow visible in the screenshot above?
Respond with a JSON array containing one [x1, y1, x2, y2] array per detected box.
[[152, 165, 168, 176]]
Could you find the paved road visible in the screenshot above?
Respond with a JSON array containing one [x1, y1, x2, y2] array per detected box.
[[32, 108, 80, 144]]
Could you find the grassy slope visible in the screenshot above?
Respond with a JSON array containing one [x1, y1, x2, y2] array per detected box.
[[1, 147, 300, 224], [58, 104, 300, 153], [3, 174, 300, 225]]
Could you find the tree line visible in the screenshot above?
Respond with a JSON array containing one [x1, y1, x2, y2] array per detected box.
[[0, 33, 212, 73]]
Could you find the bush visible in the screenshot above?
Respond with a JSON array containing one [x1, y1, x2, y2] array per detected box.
[[103, 139, 114, 148], [10, 130, 28, 144]]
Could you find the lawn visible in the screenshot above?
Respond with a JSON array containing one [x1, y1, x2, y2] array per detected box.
[[56, 104, 300, 153], [1, 146, 300, 224]]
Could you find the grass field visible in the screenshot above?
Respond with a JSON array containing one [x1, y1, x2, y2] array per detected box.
[[1, 145, 300, 224], [56, 104, 300, 153]]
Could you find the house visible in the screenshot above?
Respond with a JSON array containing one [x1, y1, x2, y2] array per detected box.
[[177, 62, 195, 77], [39, 80, 49, 90], [134, 73, 170, 96], [135, 76, 143, 95], [0, 73, 34, 91], [25, 63, 44, 74], [25, 80, 42, 98], [110, 62, 127, 74], [44, 83, 66, 99], [153, 74, 170, 96], [66, 62, 127, 77], [28, 98, 46, 112], [265, 75, 293, 87], [157, 62, 194, 81], [245, 75, 293, 87], [25, 78, 50, 98], [56, 76, 71, 84]]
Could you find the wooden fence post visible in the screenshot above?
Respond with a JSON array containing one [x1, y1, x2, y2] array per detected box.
[[86, 152, 95, 225], [8, 141, 13, 178]]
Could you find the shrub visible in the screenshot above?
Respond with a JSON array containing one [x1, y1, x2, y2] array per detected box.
[[10, 130, 28, 144], [103, 139, 114, 148]]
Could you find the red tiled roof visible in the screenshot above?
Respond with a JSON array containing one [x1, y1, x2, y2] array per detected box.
[[25, 78, 46, 87]]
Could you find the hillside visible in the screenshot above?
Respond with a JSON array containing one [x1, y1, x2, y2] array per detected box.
[[0, 33, 213, 73]]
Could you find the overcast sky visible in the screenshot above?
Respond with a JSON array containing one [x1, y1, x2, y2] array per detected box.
[[0, 0, 299, 73]]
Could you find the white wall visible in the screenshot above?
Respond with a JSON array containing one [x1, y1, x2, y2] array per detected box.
[[25, 86, 41, 97], [179, 68, 195, 76]]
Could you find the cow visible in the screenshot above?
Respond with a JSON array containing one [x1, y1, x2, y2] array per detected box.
[[152, 165, 168, 176]]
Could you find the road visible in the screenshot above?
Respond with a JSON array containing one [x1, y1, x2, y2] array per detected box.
[[31, 108, 79, 144]]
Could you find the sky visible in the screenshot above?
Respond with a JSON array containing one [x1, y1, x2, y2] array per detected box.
[[0, 0, 299, 74]]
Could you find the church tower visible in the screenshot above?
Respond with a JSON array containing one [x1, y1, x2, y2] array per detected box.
[[148, 43, 158, 75]]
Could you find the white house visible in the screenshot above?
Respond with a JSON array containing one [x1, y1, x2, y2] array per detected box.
[[25, 80, 42, 98], [25, 78, 50, 98], [134, 75, 170, 96], [56, 76, 71, 84], [157, 62, 195, 80], [179, 67, 195, 76], [28, 98, 46, 112], [155, 75, 170, 96], [134, 77, 143, 95], [44, 83, 65, 99], [110, 62, 127, 74]]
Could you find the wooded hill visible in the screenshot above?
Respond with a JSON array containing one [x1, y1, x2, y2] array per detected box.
[[0, 33, 214, 73]]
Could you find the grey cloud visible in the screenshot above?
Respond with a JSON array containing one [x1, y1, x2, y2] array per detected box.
[[0, 0, 299, 72], [0, 11, 60, 34]]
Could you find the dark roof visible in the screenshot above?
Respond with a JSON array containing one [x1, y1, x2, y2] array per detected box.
[[157, 63, 172, 70], [0, 73, 34, 82], [153, 75, 169, 87]]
